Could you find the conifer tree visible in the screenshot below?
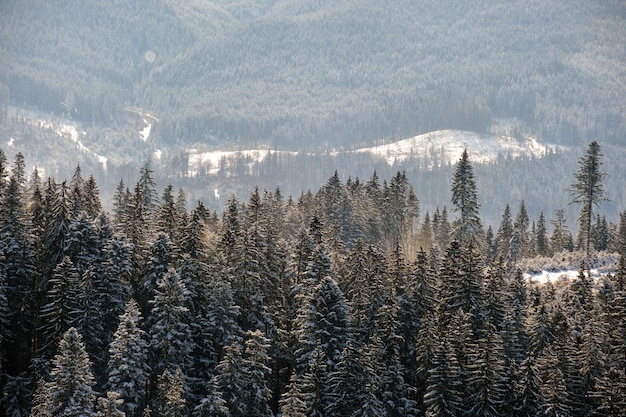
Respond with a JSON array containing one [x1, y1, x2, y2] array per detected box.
[[294, 275, 350, 375], [279, 371, 308, 417], [96, 391, 126, 417], [41, 327, 97, 417], [156, 367, 186, 417], [214, 337, 248, 417], [147, 268, 192, 380], [193, 376, 229, 417], [536, 211, 550, 256], [140, 233, 174, 315], [570, 140, 607, 259], [495, 203, 513, 259], [423, 334, 463, 417], [550, 209, 571, 253], [39, 256, 82, 358], [107, 299, 150, 417], [450, 149, 482, 246], [241, 330, 273, 417]]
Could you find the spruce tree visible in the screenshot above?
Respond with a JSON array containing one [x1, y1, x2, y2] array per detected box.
[[147, 268, 192, 380], [450, 149, 482, 246], [96, 391, 126, 417], [41, 327, 97, 417], [157, 368, 186, 417], [39, 256, 82, 358], [570, 140, 607, 259], [107, 299, 150, 417]]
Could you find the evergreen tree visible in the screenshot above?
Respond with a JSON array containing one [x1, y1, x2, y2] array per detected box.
[[423, 334, 463, 417], [147, 268, 192, 380], [466, 322, 508, 417], [40, 327, 97, 417], [279, 372, 308, 417], [536, 211, 550, 256], [294, 275, 350, 375], [107, 299, 150, 417], [450, 149, 482, 246], [550, 209, 571, 254], [434, 206, 451, 250], [157, 368, 186, 417], [570, 140, 607, 259], [39, 256, 82, 358], [96, 391, 126, 417], [495, 203, 514, 260], [214, 338, 248, 417], [140, 233, 174, 315], [193, 376, 229, 417], [241, 329, 273, 417]]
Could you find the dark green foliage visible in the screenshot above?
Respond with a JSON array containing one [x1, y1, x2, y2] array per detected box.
[[570, 141, 607, 258], [1, 151, 626, 417]]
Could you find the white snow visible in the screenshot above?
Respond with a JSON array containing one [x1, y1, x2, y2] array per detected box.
[[524, 268, 601, 286], [139, 113, 159, 142], [185, 129, 562, 177], [354, 130, 559, 167], [153, 149, 162, 160], [187, 149, 298, 176], [7, 137, 14, 147]]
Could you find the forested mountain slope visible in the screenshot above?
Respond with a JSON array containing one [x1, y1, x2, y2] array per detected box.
[[1, 148, 626, 416], [1, 0, 625, 150]]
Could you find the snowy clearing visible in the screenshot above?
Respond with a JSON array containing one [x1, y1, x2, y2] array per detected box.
[[354, 130, 562, 167], [524, 268, 601, 286]]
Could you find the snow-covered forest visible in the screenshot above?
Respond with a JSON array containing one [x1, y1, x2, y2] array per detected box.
[[1, 143, 625, 416]]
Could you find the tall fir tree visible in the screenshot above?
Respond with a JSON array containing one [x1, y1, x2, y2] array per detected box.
[[570, 140, 607, 259], [450, 149, 482, 246], [37, 327, 97, 417], [107, 299, 150, 417]]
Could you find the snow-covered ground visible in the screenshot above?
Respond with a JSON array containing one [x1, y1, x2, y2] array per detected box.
[[187, 149, 298, 176], [16, 113, 109, 170], [139, 113, 159, 142], [186, 130, 561, 176], [524, 268, 602, 286], [354, 130, 561, 167]]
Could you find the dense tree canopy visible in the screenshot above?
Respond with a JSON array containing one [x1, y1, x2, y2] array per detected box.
[[1, 146, 625, 416]]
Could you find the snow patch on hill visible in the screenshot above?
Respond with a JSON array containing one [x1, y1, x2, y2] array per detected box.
[[524, 269, 602, 286], [188, 149, 298, 176], [354, 130, 562, 167]]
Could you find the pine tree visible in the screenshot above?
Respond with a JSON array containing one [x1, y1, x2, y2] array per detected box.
[[241, 329, 273, 417], [39, 256, 82, 358], [157, 367, 186, 417], [279, 371, 308, 417], [42, 327, 97, 417], [147, 268, 192, 380], [550, 209, 571, 254], [294, 275, 350, 375], [536, 211, 550, 256], [514, 200, 530, 258], [450, 149, 482, 246], [140, 233, 174, 315], [299, 346, 330, 417], [570, 140, 607, 259], [214, 337, 248, 417], [423, 334, 463, 417], [107, 299, 150, 417], [193, 376, 229, 417], [96, 391, 126, 417], [466, 322, 508, 417], [495, 203, 514, 260]]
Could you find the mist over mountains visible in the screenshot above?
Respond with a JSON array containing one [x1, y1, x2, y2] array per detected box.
[[1, 0, 625, 150], [1, 0, 625, 225]]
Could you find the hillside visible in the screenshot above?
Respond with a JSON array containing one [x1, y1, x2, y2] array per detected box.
[[3, 105, 626, 233], [1, 0, 625, 150]]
